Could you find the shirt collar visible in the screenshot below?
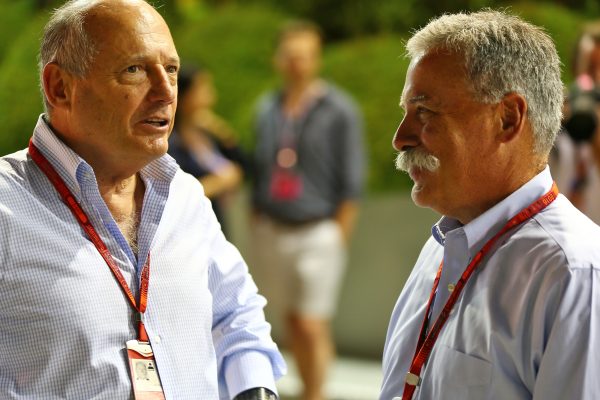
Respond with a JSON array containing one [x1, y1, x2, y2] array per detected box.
[[31, 114, 179, 191], [31, 115, 86, 194], [432, 166, 554, 259]]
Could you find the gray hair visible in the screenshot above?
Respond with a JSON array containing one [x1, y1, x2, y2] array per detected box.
[[39, 0, 103, 114], [406, 10, 564, 156]]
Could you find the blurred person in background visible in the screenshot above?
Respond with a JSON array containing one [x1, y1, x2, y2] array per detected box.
[[0, 0, 285, 398], [550, 21, 600, 224], [381, 10, 600, 400], [251, 20, 365, 400], [169, 64, 248, 236]]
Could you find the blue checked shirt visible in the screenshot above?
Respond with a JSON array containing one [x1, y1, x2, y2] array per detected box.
[[0, 116, 286, 399], [380, 167, 600, 399]]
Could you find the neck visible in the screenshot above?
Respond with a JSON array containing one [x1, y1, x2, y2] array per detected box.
[[45, 117, 146, 253], [285, 77, 318, 98], [455, 160, 546, 225], [99, 173, 145, 255], [283, 78, 321, 116], [47, 117, 149, 187]]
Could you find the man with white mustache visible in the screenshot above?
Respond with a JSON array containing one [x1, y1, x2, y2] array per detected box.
[[380, 10, 600, 400], [395, 147, 440, 175]]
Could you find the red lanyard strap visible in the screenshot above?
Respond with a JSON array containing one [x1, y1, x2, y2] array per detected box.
[[28, 139, 150, 342], [402, 182, 559, 400]]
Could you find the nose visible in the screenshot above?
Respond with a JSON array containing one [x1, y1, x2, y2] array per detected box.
[[148, 66, 176, 104], [392, 114, 419, 151]]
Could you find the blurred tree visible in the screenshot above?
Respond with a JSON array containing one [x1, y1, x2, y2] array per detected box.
[[0, 0, 596, 191], [33, 0, 64, 8], [553, 0, 596, 10], [222, 0, 600, 42]]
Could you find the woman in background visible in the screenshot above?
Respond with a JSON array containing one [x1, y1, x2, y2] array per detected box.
[[169, 64, 248, 235]]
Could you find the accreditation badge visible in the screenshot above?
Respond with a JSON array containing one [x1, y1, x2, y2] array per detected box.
[[126, 340, 166, 400], [270, 168, 303, 201]]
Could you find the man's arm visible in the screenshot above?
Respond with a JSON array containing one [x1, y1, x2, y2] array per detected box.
[[531, 266, 600, 399], [205, 196, 286, 399], [334, 199, 359, 245], [334, 94, 365, 244]]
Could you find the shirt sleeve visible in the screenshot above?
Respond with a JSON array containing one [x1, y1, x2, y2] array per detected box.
[[532, 265, 600, 399], [335, 97, 365, 201], [205, 198, 286, 399]]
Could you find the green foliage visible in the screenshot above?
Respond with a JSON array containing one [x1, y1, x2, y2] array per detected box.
[[236, 0, 600, 42], [0, 1, 595, 192], [171, 4, 285, 150], [0, 0, 37, 63], [0, 13, 46, 154], [170, 4, 414, 190], [240, 0, 430, 40], [511, 2, 589, 83], [323, 36, 413, 191]]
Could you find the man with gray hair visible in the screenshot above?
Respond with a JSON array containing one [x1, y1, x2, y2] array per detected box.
[[0, 0, 284, 399], [381, 10, 600, 400]]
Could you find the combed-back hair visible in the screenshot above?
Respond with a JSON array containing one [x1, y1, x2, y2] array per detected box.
[[406, 10, 564, 156], [39, 0, 103, 113]]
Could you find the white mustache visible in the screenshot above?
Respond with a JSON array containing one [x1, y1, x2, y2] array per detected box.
[[395, 148, 440, 172]]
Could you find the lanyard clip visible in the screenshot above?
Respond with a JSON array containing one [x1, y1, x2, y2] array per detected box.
[[405, 372, 422, 387]]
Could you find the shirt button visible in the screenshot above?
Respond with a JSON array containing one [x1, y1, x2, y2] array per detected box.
[[447, 283, 456, 292], [153, 335, 161, 344]]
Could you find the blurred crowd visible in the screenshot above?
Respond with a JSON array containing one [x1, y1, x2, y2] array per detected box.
[[550, 21, 600, 225]]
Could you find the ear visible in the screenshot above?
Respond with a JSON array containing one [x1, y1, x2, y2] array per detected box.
[[42, 62, 74, 111], [498, 92, 528, 143]]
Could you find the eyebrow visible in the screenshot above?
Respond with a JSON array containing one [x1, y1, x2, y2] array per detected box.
[[399, 94, 428, 109], [122, 55, 180, 65]]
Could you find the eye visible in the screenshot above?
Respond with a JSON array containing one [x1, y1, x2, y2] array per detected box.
[[166, 65, 179, 74], [125, 65, 141, 73], [416, 106, 430, 115]]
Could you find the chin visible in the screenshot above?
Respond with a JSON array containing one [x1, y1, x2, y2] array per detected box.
[[411, 184, 434, 209], [145, 136, 169, 152]]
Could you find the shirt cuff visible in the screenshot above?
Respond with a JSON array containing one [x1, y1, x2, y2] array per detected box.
[[224, 351, 278, 398]]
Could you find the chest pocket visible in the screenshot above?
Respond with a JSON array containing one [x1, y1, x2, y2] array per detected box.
[[419, 345, 493, 400]]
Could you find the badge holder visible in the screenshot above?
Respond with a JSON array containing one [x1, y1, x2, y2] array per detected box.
[[270, 168, 303, 201], [126, 340, 166, 400], [270, 147, 303, 201]]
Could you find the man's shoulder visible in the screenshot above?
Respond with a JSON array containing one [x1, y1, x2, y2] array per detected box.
[[170, 167, 205, 196], [255, 91, 280, 115], [168, 167, 215, 211], [321, 82, 360, 114], [527, 195, 600, 269], [0, 149, 31, 188]]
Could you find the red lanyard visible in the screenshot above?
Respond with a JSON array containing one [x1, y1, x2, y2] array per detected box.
[[28, 140, 151, 342], [402, 182, 559, 400]]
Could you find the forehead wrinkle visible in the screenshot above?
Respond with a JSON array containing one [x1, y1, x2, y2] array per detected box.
[[119, 53, 180, 65], [87, 6, 177, 68]]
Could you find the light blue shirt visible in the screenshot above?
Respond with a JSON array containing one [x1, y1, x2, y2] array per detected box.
[[380, 167, 600, 399], [0, 116, 286, 399]]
